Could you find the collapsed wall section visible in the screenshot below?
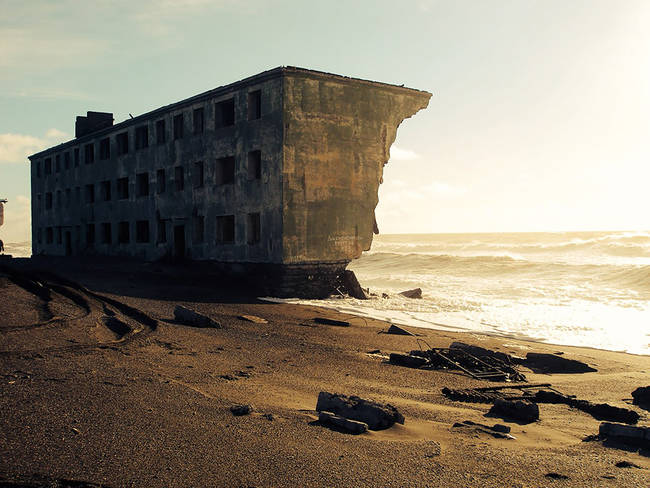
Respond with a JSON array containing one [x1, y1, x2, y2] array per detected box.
[[281, 70, 431, 265]]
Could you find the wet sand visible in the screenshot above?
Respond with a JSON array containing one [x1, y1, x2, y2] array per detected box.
[[1, 257, 648, 487]]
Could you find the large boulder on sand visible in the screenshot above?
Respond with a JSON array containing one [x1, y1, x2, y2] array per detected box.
[[316, 392, 404, 430], [632, 386, 650, 407]]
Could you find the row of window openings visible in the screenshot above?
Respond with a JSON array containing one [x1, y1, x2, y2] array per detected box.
[[37, 91, 262, 177], [39, 214, 260, 246], [40, 153, 262, 209]]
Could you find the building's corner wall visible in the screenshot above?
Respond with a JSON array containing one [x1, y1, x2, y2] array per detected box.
[[281, 70, 430, 264]]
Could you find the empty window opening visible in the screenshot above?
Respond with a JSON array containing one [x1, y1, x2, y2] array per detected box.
[[216, 156, 235, 185], [101, 223, 112, 244], [193, 215, 204, 244], [64, 152, 71, 169], [56, 190, 62, 208], [193, 107, 204, 134], [85, 184, 95, 204], [174, 166, 184, 191], [136, 172, 149, 197], [215, 98, 235, 128], [86, 224, 95, 246], [136, 220, 150, 243], [173, 114, 184, 139], [84, 143, 94, 164], [74, 148, 80, 166], [248, 150, 261, 180], [99, 138, 110, 160], [247, 90, 261, 120], [135, 125, 149, 150], [55, 155, 61, 172], [117, 177, 129, 199], [216, 215, 235, 244], [46, 227, 53, 244], [45, 192, 53, 210], [156, 169, 165, 193], [45, 158, 52, 175], [65, 189, 71, 206], [156, 119, 166, 144], [157, 220, 167, 243], [247, 212, 261, 245], [118, 221, 130, 244], [193, 161, 204, 188], [116, 132, 129, 155], [56, 227, 62, 245], [101, 181, 111, 201]]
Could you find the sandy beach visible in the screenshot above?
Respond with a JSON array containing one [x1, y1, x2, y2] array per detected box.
[[1, 257, 648, 487]]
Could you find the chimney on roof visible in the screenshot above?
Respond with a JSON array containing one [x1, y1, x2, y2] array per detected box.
[[75, 111, 114, 138]]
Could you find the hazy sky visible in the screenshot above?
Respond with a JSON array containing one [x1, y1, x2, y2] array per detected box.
[[1, 0, 649, 241]]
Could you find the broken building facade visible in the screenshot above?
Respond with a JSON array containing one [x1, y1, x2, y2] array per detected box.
[[29, 67, 430, 296]]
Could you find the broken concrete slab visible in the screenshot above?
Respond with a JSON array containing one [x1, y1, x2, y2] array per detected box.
[[535, 390, 640, 424], [523, 352, 597, 374], [238, 314, 268, 324], [632, 386, 650, 407], [452, 420, 515, 439], [313, 317, 350, 327], [389, 353, 428, 369], [399, 288, 422, 299], [319, 411, 369, 434], [487, 398, 539, 424], [386, 324, 415, 336], [173, 305, 222, 328], [230, 404, 253, 416], [316, 392, 404, 430], [342, 270, 367, 300], [599, 422, 649, 440]]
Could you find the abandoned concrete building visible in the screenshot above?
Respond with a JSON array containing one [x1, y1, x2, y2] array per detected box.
[[28, 67, 430, 296]]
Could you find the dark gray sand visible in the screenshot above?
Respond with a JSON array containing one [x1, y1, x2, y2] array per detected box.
[[1, 258, 648, 487]]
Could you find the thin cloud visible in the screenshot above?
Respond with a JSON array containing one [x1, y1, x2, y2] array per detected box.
[[389, 145, 420, 161], [0, 130, 69, 164]]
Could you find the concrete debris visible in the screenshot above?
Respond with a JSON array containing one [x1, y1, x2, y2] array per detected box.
[[615, 460, 642, 469], [451, 420, 515, 439], [450, 342, 515, 365], [230, 404, 253, 416], [316, 391, 404, 430], [386, 324, 415, 336], [238, 314, 268, 324], [487, 398, 539, 424], [341, 270, 367, 300], [173, 305, 222, 328], [319, 411, 369, 434], [313, 317, 350, 327], [631, 386, 650, 407], [523, 352, 597, 374], [545, 473, 569, 480], [535, 390, 640, 424], [599, 422, 649, 440], [399, 288, 422, 299], [389, 353, 428, 369]]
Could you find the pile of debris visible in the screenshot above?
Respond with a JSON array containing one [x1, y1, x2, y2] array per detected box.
[[390, 341, 527, 382], [315, 391, 404, 434], [442, 384, 641, 425]]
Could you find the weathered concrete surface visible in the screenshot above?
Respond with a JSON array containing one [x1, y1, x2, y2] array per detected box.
[[315, 391, 404, 430], [281, 69, 431, 265]]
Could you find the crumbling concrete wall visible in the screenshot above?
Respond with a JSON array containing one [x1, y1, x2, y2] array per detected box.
[[281, 70, 430, 264]]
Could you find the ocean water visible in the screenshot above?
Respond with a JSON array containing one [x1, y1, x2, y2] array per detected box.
[[283, 231, 650, 355]]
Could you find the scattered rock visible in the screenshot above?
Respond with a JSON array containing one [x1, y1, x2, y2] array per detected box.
[[386, 324, 415, 336], [341, 270, 367, 300], [173, 305, 222, 328], [615, 460, 641, 469], [389, 353, 428, 369], [399, 288, 422, 299], [452, 420, 515, 439], [487, 398, 539, 424], [314, 317, 350, 327], [316, 391, 404, 430], [535, 390, 640, 424], [367, 349, 381, 354], [632, 386, 650, 407], [523, 352, 596, 374], [381, 293, 390, 299], [545, 472, 569, 480], [230, 404, 253, 416], [220, 374, 237, 381], [236, 370, 252, 378], [263, 413, 274, 421], [599, 422, 649, 442], [238, 314, 268, 324], [319, 411, 369, 434]]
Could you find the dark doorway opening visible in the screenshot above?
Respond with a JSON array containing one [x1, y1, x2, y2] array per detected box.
[[174, 225, 185, 260], [65, 231, 72, 256]]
